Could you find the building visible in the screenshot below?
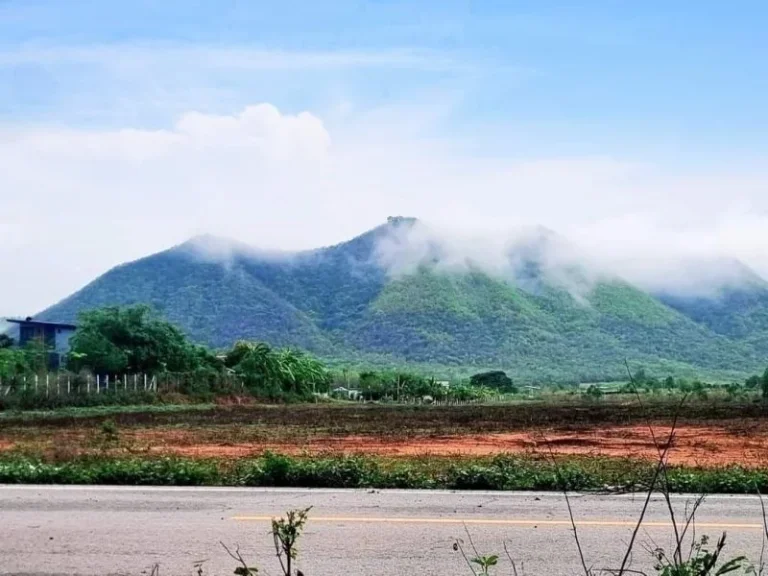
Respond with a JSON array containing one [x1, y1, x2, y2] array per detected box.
[[3, 318, 77, 370], [331, 386, 361, 400]]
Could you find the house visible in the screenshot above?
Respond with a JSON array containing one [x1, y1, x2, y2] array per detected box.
[[3, 318, 77, 370]]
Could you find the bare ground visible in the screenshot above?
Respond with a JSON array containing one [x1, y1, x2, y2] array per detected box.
[[3, 421, 768, 467]]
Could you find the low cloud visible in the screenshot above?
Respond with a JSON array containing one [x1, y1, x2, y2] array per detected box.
[[371, 218, 768, 300], [2, 102, 768, 314]]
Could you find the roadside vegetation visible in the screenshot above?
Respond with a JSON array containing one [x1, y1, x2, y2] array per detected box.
[[1, 451, 768, 494]]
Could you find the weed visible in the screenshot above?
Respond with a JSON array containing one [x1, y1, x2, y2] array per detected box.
[[100, 419, 119, 444]]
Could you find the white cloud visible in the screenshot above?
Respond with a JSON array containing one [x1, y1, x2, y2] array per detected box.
[[2, 102, 768, 315]]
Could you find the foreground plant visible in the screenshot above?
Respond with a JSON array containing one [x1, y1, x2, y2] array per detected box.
[[222, 507, 311, 576], [651, 534, 748, 576]]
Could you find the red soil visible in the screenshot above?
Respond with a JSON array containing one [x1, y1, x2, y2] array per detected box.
[[4, 423, 767, 467], [137, 424, 768, 467]]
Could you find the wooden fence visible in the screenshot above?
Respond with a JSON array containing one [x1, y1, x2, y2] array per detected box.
[[0, 373, 161, 397], [0, 372, 251, 397], [0, 373, 494, 404]]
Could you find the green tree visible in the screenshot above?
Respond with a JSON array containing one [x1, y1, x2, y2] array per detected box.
[[469, 371, 517, 393], [761, 367, 768, 400], [225, 341, 330, 399], [67, 305, 206, 374], [0, 334, 13, 349], [586, 384, 604, 399], [745, 375, 761, 389], [0, 348, 27, 379]]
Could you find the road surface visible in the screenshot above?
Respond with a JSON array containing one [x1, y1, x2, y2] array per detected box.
[[0, 486, 766, 575]]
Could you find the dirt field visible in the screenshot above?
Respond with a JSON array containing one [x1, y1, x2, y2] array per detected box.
[[2, 416, 768, 467], [119, 423, 768, 466], [3, 401, 768, 467]]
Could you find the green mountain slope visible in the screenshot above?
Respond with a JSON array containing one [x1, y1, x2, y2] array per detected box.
[[652, 259, 768, 355], [42, 250, 335, 353], [345, 269, 757, 379], [38, 219, 767, 381]]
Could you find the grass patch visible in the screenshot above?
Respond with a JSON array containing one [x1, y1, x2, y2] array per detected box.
[[0, 402, 216, 422], [3, 396, 767, 430], [1, 452, 767, 493]]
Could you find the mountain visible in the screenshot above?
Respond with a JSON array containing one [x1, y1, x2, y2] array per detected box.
[[657, 267, 768, 353], [39, 218, 768, 382]]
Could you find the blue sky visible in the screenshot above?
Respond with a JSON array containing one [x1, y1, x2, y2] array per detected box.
[[2, 0, 768, 161], [2, 1, 768, 313]]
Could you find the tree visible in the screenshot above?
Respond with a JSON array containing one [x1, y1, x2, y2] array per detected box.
[[746, 375, 761, 389], [762, 367, 768, 400], [67, 305, 205, 374], [0, 334, 13, 349], [0, 348, 26, 379], [585, 384, 604, 399], [225, 341, 330, 399], [469, 371, 517, 393]]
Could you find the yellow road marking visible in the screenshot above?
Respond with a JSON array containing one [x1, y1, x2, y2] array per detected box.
[[231, 516, 763, 529]]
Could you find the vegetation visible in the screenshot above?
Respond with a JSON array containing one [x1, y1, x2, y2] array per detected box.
[[4, 303, 541, 407], [36, 219, 768, 383], [221, 506, 756, 576], [224, 341, 331, 399], [2, 452, 768, 494], [0, 333, 13, 349], [0, 305, 340, 404], [469, 370, 516, 393], [356, 369, 494, 402], [0, 389, 160, 411], [4, 388, 768, 431], [67, 305, 220, 374]]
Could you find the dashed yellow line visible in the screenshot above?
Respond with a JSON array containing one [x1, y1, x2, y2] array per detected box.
[[231, 516, 763, 529]]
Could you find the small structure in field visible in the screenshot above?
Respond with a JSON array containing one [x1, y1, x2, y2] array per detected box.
[[331, 386, 361, 400], [3, 317, 77, 369]]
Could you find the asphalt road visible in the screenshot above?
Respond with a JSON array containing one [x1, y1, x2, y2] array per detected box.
[[0, 486, 766, 576]]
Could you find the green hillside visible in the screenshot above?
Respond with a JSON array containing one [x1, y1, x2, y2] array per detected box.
[[39, 219, 768, 382]]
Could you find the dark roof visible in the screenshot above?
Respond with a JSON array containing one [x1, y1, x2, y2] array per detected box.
[[5, 318, 77, 330]]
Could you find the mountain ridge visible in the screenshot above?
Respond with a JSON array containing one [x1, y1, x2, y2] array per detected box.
[[39, 219, 768, 382]]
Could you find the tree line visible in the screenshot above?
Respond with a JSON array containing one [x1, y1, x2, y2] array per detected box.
[[1, 305, 522, 403], [0, 306, 333, 401]]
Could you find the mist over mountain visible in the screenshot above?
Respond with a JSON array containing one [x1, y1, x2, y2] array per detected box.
[[39, 218, 768, 382]]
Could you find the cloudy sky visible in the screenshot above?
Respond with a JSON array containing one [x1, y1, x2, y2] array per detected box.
[[1, 1, 768, 315]]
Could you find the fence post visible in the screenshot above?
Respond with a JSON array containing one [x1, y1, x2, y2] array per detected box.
[[143, 374, 147, 390], [96, 374, 100, 394], [56, 374, 60, 396], [87, 375, 91, 394], [23, 375, 26, 392], [67, 375, 71, 395], [134, 374, 137, 391], [34, 374, 38, 393], [46, 374, 49, 397]]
